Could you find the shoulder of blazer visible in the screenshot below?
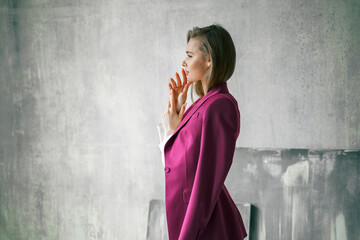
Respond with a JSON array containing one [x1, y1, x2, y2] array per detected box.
[[202, 93, 240, 136], [203, 93, 239, 113]]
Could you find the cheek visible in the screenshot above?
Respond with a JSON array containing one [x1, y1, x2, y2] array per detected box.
[[193, 62, 203, 75], [189, 60, 198, 72]]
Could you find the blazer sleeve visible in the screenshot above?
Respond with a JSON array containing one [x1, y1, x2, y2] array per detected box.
[[178, 98, 239, 240]]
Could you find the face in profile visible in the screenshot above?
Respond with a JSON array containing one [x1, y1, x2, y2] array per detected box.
[[182, 37, 211, 84]]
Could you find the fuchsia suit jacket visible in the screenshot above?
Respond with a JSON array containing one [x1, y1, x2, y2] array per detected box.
[[163, 82, 248, 240]]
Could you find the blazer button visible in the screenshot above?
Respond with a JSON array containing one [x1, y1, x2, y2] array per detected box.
[[164, 167, 171, 173]]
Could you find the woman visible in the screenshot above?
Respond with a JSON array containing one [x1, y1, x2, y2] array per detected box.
[[158, 24, 248, 240]]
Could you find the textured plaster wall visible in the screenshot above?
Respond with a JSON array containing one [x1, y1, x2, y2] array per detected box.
[[0, 0, 359, 239]]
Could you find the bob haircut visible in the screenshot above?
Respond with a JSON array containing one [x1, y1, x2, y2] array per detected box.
[[186, 23, 236, 105]]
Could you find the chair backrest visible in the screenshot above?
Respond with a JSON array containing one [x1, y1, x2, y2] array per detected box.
[[146, 200, 169, 240], [146, 199, 251, 240]]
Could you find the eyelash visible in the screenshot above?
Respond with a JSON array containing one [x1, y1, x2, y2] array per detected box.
[[187, 55, 192, 58]]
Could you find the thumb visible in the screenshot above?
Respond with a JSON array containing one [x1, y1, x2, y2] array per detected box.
[[179, 102, 187, 118]]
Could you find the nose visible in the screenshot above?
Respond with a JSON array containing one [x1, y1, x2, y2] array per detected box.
[[182, 59, 186, 67]]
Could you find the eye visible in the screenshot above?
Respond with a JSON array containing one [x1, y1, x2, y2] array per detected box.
[[187, 55, 192, 58]]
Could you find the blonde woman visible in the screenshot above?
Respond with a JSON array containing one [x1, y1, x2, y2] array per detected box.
[[158, 24, 247, 240]]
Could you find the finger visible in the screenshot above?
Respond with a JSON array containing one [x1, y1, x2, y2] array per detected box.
[[166, 90, 171, 108], [175, 72, 182, 86], [179, 102, 187, 118], [168, 97, 171, 109], [181, 68, 188, 85], [169, 84, 175, 96], [170, 78, 177, 89], [170, 89, 176, 112]]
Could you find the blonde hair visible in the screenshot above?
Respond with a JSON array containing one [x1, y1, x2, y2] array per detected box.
[[186, 23, 236, 106]]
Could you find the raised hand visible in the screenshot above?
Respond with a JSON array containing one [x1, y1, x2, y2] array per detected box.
[[161, 88, 187, 137], [168, 68, 193, 114]]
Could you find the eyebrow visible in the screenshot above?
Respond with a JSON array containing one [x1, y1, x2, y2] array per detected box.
[[186, 51, 194, 54]]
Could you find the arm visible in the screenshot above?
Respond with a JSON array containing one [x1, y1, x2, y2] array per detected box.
[[157, 123, 174, 167], [157, 123, 165, 143], [178, 98, 239, 239], [158, 133, 173, 167]]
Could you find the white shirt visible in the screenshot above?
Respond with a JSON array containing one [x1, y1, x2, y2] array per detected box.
[[157, 123, 173, 167]]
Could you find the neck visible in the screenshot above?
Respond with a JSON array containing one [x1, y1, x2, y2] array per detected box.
[[201, 79, 208, 95]]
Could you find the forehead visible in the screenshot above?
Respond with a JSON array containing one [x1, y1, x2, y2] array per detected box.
[[187, 37, 201, 52]]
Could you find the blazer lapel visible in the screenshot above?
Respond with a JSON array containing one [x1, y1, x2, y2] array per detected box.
[[165, 82, 229, 149]]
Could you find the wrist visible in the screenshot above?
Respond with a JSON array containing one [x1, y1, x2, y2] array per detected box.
[[164, 129, 174, 138]]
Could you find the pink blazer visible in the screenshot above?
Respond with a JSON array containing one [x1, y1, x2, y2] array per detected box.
[[163, 82, 248, 240]]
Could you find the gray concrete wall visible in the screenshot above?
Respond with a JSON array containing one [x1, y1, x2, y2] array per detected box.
[[0, 0, 359, 239]]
